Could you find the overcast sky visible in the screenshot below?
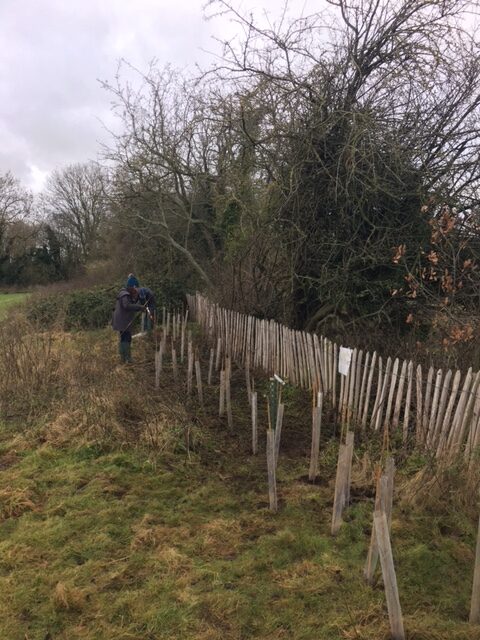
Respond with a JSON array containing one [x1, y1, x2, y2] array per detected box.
[[0, 0, 312, 192]]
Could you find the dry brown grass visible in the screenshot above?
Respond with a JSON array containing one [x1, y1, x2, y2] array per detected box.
[[198, 518, 243, 559], [53, 581, 87, 612], [0, 315, 197, 459], [0, 486, 36, 520], [398, 458, 480, 518], [0, 315, 65, 419], [272, 559, 332, 592], [130, 514, 193, 551]]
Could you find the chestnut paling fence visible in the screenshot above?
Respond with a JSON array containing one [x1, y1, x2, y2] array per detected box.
[[186, 292, 480, 465], [149, 294, 480, 637]]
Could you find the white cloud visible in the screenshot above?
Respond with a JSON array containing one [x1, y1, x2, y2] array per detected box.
[[28, 164, 49, 192], [0, 0, 316, 190]]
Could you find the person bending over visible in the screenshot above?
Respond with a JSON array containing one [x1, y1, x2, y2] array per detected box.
[[112, 275, 144, 363]]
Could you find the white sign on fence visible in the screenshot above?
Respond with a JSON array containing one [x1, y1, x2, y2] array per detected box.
[[338, 347, 353, 376]]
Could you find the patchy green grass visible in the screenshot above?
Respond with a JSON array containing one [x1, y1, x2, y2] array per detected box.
[[0, 420, 479, 639], [0, 329, 479, 639], [0, 292, 29, 318]]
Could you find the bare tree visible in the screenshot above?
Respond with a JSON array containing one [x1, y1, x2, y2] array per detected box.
[[41, 162, 109, 263], [102, 65, 233, 289], [0, 172, 32, 249], [205, 0, 480, 331]]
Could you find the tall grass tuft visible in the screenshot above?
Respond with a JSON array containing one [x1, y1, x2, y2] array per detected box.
[[0, 315, 65, 419]]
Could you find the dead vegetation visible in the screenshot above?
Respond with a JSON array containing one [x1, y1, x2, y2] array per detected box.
[[0, 314, 197, 462]]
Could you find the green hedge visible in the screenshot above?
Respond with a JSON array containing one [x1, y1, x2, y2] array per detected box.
[[27, 279, 188, 331]]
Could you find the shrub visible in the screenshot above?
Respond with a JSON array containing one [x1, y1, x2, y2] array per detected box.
[[63, 288, 116, 330], [26, 280, 188, 331]]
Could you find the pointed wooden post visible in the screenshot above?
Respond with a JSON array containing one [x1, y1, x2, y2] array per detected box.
[[402, 361, 413, 443], [180, 316, 186, 363], [219, 370, 225, 417], [332, 442, 348, 535], [195, 359, 204, 408], [171, 344, 178, 382], [344, 430, 355, 506], [415, 364, 423, 444], [225, 355, 233, 431], [186, 340, 193, 395], [364, 457, 395, 584], [309, 393, 323, 482], [155, 341, 164, 390], [365, 475, 388, 584], [470, 513, 480, 624], [331, 431, 354, 535], [374, 511, 405, 640], [245, 350, 252, 406], [274, 403, 285, 467], [215, 337, 222, 371], [251, 390, 258, 455], [266, 429, 278, 512], [207, 348, 214, 385]]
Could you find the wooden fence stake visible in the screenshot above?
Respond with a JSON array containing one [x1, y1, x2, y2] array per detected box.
[[332, 442, 348, 535], [331, 432, 354, 535], [225, 355, 233, 431], [422, 366, 434, 438], [364, 474, 388, 584], [347, 349, 357, 425], [332, 344, 338, 408], [374, 511, 405, 640], [353, 350, 363, 422], [274, 403, 285, 467], [402, 361, 413, 442], [370, 356, 384, 430], [470, 513, 480, 623], [361, 352, 377, 431], [215, 337, 222, 371], [375, 358, 392, 432], [385, 457, 395, 525], [245, 351, 252, 405], [219, 370, 225, 417], [448, 368, 474, 453], [207, 348, 214, 385], [180, 318, 185, 363], [466, 377, 480, 463], [309, 394, 323, 482], [357, 352, 370, 427], [392, 360, 407, 431], [172, 345, 178, 382], [435, 369, 461, 457], [266, 429, 278, 512], [251, 391, 258, 455], [155, 342, 164, 390], [431, 369, 452, 450], [426, 369, 443, 448], [415, 364, 423, 444], [383, 358, 399, 432], [364, 458, 395, 584], [195, 360, 204, 408], [344, 430, 355, 506], [186, 341, 193, 395]]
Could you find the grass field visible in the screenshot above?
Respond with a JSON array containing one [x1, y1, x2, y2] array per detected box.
[[0, 328, 479, 639], [0, 292, 29, 318]]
